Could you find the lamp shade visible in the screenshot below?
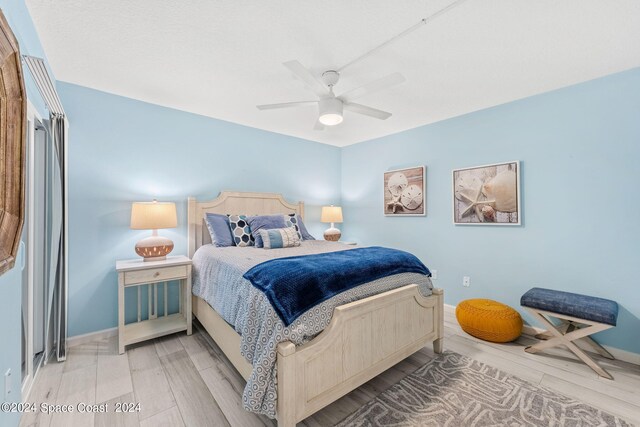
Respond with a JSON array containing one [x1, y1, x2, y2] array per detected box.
[[321, 206, 343, 223], [130, 200, 177, 230]]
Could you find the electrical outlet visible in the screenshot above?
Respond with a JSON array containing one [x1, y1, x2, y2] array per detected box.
[[431, 270, 438, 280], [4, 369, 11, 399], [463, 276, 470, 287]]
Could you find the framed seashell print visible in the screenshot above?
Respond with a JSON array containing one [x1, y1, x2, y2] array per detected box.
[[384, 166, 425, 216], [452, 161, 520, 225]]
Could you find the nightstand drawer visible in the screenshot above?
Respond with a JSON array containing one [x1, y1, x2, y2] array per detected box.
[[124, 265, 187, 285]]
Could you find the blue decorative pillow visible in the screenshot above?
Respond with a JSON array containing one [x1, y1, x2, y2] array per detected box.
[[228, 215, 254, 247], [246, 214, 286, 248], [204, 213, 234, 247], [258, 227, 301, 249], [285, 213, 315, 240]]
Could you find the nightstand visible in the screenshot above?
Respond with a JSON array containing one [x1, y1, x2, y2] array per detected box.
[[116, 255, 192, 354]]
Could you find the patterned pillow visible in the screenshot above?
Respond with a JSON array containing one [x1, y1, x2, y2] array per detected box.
[[284, 214, 303, 240], [228, 215, 254, 246], [285, 213, 315, 240], [258, 227, 301, 249]]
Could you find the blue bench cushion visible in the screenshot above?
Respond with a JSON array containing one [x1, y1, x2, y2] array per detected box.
[[521, 287, 618, 326]]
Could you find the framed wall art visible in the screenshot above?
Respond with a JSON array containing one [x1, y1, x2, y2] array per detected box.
[[452, 161, 520, 225], [384, 166, 425, 216]]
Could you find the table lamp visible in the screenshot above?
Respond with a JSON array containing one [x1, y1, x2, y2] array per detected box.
[[321, 205, 343, 241], [130, 200, 177, 261]]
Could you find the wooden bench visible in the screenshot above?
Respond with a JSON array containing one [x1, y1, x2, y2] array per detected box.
[[520, 287, 618, 379]]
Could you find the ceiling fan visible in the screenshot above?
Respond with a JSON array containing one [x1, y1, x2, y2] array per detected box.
[[258, 63, 404, 130], [256, 0, 470, 130]]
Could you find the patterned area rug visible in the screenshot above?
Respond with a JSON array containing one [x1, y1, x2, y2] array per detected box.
[[336, 352, 631, 426]]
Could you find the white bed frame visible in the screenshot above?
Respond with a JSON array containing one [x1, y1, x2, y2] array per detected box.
[[188, 191, 444, 427]]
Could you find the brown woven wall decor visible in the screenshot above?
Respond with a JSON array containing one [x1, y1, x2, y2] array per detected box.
[[0, 9, 26, 275]]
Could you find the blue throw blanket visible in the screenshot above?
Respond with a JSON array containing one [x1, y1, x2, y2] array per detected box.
[[243, 246, 431, 326]]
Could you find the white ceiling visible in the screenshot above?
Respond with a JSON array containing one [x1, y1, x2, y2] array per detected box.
[[26, 0, 640, 147]]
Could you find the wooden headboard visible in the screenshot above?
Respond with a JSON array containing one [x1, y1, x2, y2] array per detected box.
[[187, 191, 304, 258]]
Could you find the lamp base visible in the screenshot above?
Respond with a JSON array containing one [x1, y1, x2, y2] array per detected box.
[[135, 235, 174, 261], [323, 226, 341, 242]]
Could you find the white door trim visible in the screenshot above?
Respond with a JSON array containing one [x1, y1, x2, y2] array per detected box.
[[22, 100, 44, 401]]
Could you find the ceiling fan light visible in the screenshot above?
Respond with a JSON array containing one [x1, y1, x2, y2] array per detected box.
[[319, 113, 343, 126], [318, 97, 344, 126]]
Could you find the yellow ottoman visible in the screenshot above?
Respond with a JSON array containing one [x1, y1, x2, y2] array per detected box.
[[456, 299, 523, 343]]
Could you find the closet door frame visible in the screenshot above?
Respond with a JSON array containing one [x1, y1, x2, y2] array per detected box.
[[22, 101, 45, 399]]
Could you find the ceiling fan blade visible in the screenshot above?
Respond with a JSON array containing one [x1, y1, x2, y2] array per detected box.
[[313, 119, 325, 131], [338, 73, 405, 103], [283, 60, 329, 97], [256, 101, 317, 110], [344, 102, 392, 120]]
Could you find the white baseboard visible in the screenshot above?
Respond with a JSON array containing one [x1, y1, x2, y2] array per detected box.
[[444, 303, 456, 316], [444, 303, 640, 366], [67, 327, 118, 348]]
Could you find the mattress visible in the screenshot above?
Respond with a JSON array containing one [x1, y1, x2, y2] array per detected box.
[[192, 240, 433, 418]]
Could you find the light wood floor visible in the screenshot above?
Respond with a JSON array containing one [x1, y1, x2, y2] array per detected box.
[[20, 315, 640, 427]]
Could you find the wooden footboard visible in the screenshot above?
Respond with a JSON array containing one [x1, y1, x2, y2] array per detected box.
[[194, 286, 443, 427], [276, 286, 444, 427]]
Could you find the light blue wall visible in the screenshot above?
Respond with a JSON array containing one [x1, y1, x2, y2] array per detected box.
[[0, 255, 22, 427], [58, 82, 342, 337], [0, 2, 53, 426], [341, 68, 640, 353]]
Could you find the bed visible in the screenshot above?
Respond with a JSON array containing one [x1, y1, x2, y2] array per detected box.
[[188, 191, 444, 427]]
